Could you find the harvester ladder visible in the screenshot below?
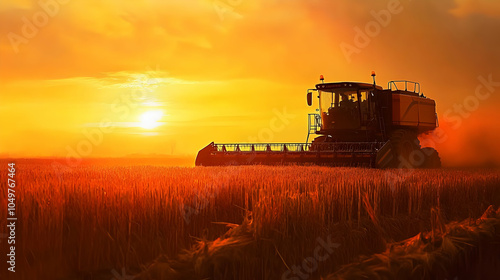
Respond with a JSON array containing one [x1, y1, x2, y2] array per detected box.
[[306, 113, 322, 143]]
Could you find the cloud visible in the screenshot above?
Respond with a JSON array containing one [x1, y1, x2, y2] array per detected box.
[[2, 0, 499, 84], [451, 0, 500, 17], [1, 0, 500, 160]]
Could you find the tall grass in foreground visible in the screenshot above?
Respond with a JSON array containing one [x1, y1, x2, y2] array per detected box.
[[0, 159, 499, 279], [325, 206, 500, 280]]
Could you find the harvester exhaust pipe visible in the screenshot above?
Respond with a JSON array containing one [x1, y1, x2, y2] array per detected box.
[[371, 71, 377, 87]]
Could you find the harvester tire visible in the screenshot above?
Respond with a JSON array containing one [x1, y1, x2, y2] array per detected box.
[[386, 129, 422, 168], [421, 147, 441, 168]]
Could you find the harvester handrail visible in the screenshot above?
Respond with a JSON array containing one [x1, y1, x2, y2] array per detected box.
[[211, 142, 385, 153], [214, 143, 311, 152], [388, 80, 420, 94], [307, 113, 322, 143]]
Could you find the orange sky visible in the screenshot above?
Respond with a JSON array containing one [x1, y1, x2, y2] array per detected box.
[[1, 0, 500, 166]]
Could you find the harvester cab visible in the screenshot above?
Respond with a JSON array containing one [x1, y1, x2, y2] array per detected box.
[[196, 73, 441, 168], [312, 81, 383, 135]]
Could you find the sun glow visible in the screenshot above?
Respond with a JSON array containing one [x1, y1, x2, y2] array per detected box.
[[139, 110, 163, 129]]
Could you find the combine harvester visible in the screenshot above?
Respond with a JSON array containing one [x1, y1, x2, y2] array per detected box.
[[196, 73, 440, 168]]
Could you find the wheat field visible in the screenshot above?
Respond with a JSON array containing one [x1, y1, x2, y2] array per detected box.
[[0, 159, 499, 280]]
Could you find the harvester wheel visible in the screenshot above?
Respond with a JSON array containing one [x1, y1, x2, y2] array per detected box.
[[421, 147, 441, 168], [386, 129, 422, 168]]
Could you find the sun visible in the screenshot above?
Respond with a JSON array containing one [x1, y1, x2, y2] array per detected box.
[[139, 110, 163, 129]]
